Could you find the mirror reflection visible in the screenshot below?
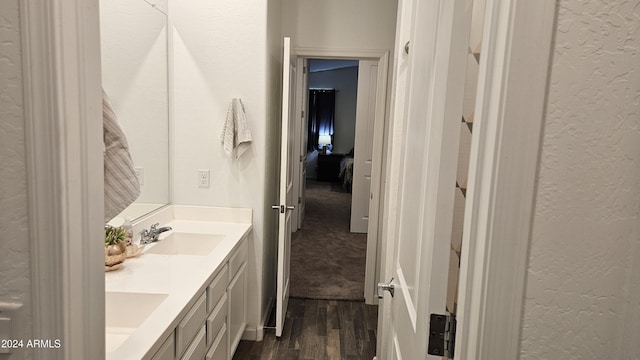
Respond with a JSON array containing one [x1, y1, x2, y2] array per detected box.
[[100, 0, 170, 222]]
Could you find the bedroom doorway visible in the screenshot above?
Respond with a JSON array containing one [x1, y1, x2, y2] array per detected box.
[[289, 52, 389, 304]]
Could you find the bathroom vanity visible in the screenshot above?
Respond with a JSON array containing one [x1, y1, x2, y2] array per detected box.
[[105, 205, 251, 360]]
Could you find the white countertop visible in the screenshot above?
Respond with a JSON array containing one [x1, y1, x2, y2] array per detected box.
[[105, 206, 252, 360]]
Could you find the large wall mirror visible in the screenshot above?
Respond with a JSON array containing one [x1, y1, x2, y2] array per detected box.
[[100, 0, 170, 222]]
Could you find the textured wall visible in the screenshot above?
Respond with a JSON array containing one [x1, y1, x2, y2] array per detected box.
[[0, 0, 32, 358], [521, 0, 640, 358]]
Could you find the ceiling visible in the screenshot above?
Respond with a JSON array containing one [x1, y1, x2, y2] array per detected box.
[[308, 59, 359, 73]]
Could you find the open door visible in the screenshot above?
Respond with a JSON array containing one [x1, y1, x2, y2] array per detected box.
[[274, 37, 297, 338], [350, 60, 379, 233], [292, 57, 309, 230], [379, 0, 471, 359]]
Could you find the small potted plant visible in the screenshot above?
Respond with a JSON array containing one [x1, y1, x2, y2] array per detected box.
[[105, 226, 128, 270]]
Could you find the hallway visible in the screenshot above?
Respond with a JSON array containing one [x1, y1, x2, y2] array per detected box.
[[233, 180, 377, 359], [289, 181, 368, 301], [233, 298, 378, 360]]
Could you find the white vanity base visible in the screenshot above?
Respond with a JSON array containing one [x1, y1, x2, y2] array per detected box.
[[105, 205, 251, 360]]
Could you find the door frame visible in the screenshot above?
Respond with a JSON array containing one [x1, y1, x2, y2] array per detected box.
[[292, 47, 389, 305], [455, 0, 556, 357], [21, 0, 105, 358], [26, 0, 558, 357], [377, 0, 557, 358]]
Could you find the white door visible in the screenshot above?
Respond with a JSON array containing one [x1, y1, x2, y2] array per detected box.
[[350, 60, 379, 233], [380, 0, 471, 359], [275, 37, 297, 338], [292, 57, 309, 230]]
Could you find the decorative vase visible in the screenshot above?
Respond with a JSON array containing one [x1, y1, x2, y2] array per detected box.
[[105, 243, 127, 270]]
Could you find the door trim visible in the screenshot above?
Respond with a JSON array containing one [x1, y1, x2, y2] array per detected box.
[[21, 0, 104, 358], [294, 47, 389, 305], [455, 0, 556, 358], [377, 0, 556, 358]]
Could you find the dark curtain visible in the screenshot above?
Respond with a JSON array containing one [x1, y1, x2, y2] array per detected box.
[[307, 89, 335, 152]]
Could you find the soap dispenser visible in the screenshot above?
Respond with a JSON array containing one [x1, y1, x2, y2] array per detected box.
[[123, 218, 145, 257], [122, 217, 133, 246]]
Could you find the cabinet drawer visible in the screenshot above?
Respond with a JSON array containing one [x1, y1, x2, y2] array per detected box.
[[176, 293, 206, 357], [206, 293, 228, 347], [205, 325, 228, 360], [180, 326, 206, 360], [207, 265, 228, 314], [151, 333, 175, 360], [229, 240, 247, 281]]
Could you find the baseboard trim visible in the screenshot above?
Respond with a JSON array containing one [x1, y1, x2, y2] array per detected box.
[[242, 326, 262, 341], [242, 295, 275, 342]]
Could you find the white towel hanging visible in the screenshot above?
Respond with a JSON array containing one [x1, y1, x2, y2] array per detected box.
[[221, 98, 252, 159]]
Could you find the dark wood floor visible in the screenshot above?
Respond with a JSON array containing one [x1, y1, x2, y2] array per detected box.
[[233, 298, 378, 360]]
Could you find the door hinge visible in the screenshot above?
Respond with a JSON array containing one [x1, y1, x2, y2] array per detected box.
[[301, 110, 305, 118], [427, 313, 456, 358], [298, 196, 302, 204], [377, 277, 395, 299], [303, 66, 307, 74]]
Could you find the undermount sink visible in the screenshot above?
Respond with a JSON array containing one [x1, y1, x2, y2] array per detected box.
[[144, 233, 226, 256], [105, 292, 168, 352]]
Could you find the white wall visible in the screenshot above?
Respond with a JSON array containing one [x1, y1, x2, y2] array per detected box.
[[281, 0, 397, 50], [309, 66, 359, 154], [170, 0, 279, 338], [521, 0, 640, 358], [100, 0, 170, 208], [0, 1, 32, 358]]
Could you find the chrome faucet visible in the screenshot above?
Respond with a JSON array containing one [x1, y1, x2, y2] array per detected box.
[[140, 223, 173, 244]]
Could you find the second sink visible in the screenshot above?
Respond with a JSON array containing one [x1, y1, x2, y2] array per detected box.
[[145, 232, 225, 256], [105, 291, 168, 352]]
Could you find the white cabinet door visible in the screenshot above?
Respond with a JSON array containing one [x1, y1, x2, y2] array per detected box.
[[228, 262, 246, 358]]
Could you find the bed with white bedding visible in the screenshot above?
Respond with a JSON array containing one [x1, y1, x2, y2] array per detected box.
[[339, 155, 354, 192]]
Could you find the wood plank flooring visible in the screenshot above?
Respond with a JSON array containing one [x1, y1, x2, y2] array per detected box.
[[233, 298, 378, 360]]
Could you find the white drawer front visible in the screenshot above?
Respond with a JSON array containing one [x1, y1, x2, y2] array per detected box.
[[229, 240, 247, 282], [176, 293, 206, 357], [207, 265, 228, 314], [205, 325, 228, 360], [151, 333, 175, 360], [206, 293, 228, 347], [180, 326, 206, 360]]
